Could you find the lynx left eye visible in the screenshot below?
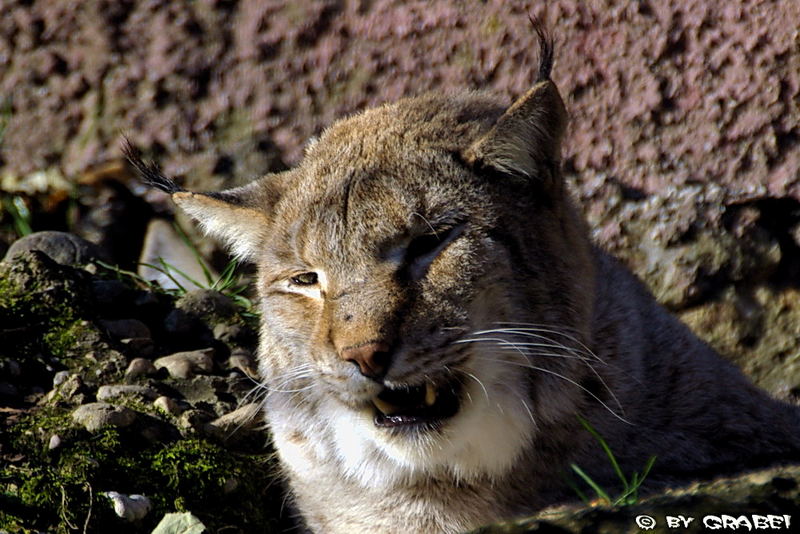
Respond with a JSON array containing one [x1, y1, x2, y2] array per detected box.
[[291, 272, 318, 285]]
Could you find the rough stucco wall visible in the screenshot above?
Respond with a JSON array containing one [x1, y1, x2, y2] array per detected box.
[[1, 0, 798, 199]]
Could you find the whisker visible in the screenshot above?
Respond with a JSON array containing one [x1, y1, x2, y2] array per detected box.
[[463, 371, 490, 403], [472, 355, 630, 425]]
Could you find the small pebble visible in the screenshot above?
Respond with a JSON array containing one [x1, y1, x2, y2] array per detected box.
[[101, 492, 152, 521], [125, 358, 157, 379], [48, 434, 62, 450]]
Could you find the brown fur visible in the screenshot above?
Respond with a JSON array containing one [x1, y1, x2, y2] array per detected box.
[[128, 32, 800, 534]]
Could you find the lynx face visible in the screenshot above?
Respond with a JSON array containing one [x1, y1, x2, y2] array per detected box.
[[128, 74, 596, 488]]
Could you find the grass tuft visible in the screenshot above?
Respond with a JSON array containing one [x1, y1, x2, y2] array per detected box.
[[569, 415, 657, 507]]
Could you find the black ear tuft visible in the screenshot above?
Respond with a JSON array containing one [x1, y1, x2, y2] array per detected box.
[[122, 138, 185, 194], [528, 15, 555, 82]]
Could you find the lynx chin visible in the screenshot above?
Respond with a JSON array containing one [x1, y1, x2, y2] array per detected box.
[[127, 26, 800, 534]]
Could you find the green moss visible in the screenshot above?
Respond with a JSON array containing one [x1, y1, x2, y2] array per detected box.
[[2, 406, 287, 533]]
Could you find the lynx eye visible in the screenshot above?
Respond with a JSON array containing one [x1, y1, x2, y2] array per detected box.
[[403, 222, 467, 280], [406, 232, 445, 261], [290, 272, 318, 286]]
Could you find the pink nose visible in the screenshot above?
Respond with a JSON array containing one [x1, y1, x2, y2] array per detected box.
[[340, 341, 391, 379]]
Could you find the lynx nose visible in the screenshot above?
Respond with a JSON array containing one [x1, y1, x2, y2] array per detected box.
[[340, 341, 391, 380]]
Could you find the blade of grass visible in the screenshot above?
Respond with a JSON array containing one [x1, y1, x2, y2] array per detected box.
[[577, 415, 628, 488], [2, 196, 33, 236], [564, 476, 591, 505], [173, 222, 215, 286], [570, 463, 611, 505], [140, 261, 187, 293]]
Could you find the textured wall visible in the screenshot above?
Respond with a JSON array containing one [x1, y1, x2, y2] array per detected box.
[[1, 0, 798, 199]]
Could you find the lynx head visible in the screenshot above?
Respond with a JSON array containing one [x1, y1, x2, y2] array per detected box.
[[126, 30, 596, 487]]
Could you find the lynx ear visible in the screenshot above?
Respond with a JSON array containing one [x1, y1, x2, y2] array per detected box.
[[465, 79, 567, 180], [172, 183, 275, 261], [465, 22, 567, 180], [124, 142, 278, 261]]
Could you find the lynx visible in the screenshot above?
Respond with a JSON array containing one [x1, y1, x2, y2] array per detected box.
[[127, 28, 800, 534]]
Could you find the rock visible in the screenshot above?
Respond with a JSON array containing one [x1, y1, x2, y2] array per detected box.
[[90, 279, 134, 308], [151, 512, 207, 534], [226, 349, 258, 378], [589, 184, 784, 310], [176, 289, 237, 321], [99, 319, 151, 340], [206, 403, 262, 436], [72, 402, 137, 432], [125, 358, 157, 379], [47, 373, 88, 405], [153, 396, 183, 416], [154, 349, 215, 379], [97, 384, 159, 402], [213, 322, 252, 345], [162, 308, 213, 346], [102, 491, 152, 521], [52, 370, 71, 387], [3, 231, 109, 267], [48, 434, 62, 450], [680, 287, 800, 399], [120, 337, 155, 356], [177, 409, 214, 433]]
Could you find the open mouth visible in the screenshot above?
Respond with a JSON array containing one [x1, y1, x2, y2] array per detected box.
[[371, 380, 461, 428]]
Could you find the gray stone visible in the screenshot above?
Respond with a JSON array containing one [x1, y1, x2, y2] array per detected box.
[[154, 349, 215, 379], [48, 434, 62, 450], [72, 402, 137, 432], [97, 384, 159, 402], [3, 231, 108, 267]]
